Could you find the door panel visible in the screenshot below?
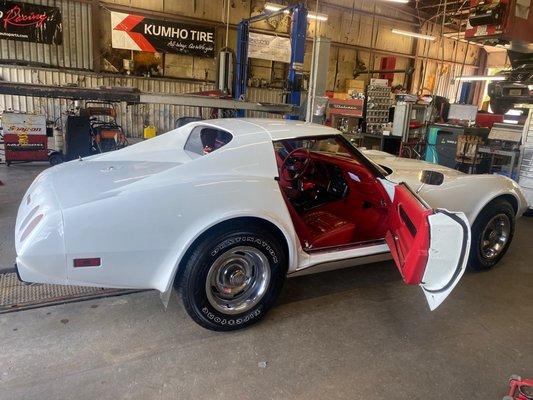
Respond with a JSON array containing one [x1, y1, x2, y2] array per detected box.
[[383, 182, 470, 309], [421, 210, 469, 310], [385, 183, 433, 285]]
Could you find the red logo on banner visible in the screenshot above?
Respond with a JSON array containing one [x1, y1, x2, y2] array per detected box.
[[114, 14, 156, 52], [1, 5, 49, 29]]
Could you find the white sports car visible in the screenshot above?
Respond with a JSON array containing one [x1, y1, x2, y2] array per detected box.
[[15, 119, 527, 331]]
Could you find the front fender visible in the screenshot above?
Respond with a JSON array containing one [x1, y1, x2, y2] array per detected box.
[[419, 174, 527, 225]]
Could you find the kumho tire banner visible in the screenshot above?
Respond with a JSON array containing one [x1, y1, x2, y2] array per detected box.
[[0, 1, 62, 44], [111, 11, 215, 58]]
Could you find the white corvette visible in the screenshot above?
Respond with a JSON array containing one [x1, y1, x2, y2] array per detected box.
[[15, 119, 526, 331]]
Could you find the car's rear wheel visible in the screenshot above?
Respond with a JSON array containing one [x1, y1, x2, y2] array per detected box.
[[468, 199, 515, 271], [176, 224, 287, 331]]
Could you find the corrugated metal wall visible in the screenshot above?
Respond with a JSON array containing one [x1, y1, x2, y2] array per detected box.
[[247, 87, 284, 119], [0, 65, 286, 137], [0, 0, 93, 70]]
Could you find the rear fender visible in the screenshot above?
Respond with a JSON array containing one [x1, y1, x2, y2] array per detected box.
[[157, 212, 297, 307]]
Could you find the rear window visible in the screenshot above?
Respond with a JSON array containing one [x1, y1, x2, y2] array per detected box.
[[184, 126, 232, 158]]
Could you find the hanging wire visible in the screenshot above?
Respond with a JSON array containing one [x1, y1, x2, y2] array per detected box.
[[225, 0, 230, 48], [433, 0, 449, 96], [415, 0, 445, 95]]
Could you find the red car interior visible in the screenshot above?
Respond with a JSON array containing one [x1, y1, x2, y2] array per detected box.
[[276, 137, 434, 280], [275, 139, 392, 250]]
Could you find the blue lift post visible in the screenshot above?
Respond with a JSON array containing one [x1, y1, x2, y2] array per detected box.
[[233, 3, 307, 118]]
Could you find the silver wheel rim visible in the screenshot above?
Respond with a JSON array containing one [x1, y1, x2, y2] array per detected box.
[[480, 213, 511, 260], [206, 246, 271, 315]]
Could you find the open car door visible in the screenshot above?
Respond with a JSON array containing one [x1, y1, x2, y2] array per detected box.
[[380, 180, 471, 310]]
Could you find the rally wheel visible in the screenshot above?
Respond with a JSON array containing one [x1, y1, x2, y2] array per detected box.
[[176, 223, 287, 331], [469, 199, 515, 271]]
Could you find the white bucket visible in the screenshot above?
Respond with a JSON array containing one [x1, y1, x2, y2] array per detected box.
[[53, 128, 64, 153]]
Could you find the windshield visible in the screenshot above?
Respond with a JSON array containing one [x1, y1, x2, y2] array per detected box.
[[340, 134, 392, 176], [274, 136, 356, 162], [272, 134, 388, 179]]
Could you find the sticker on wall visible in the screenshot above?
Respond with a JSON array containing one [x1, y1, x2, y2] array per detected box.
[[248, 32, 291, 63], [0, 1, 62, 44], [111, 11, 215, 58]]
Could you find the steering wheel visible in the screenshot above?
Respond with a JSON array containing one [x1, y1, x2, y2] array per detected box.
[[281, 148, 312, 182]]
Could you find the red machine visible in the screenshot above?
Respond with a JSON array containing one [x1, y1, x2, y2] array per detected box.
[[465, 0, 533, 48], [504, 376, 533, 400], [2, 113, 49, 166], [476, 112, 504, 128]]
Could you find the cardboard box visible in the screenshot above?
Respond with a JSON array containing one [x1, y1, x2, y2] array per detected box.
[[345, 79, 365, 92], [333, 92, 349, 100]]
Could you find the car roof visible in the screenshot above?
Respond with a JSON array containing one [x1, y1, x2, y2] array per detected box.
[[191, 118, 340, 141]]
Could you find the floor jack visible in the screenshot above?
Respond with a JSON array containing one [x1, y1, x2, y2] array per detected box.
[[504, 376, 533, 400]]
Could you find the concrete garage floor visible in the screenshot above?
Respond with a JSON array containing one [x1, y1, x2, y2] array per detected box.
[[1, 164, 533, 400]]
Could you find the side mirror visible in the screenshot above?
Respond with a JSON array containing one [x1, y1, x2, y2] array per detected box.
[[420, 170, 444, 186]]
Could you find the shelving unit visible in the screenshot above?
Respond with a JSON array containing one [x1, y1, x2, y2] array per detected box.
[[364, 84, 391, 135]]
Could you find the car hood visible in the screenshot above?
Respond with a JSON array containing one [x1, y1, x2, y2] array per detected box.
[[361, 149, 465, 186]]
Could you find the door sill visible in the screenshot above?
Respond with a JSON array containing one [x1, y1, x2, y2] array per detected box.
[[303, 238, 387, 254], [289, 241, 391, 277]]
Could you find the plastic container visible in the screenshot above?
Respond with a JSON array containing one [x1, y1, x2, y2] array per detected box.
[[143, 125, 157, 140]]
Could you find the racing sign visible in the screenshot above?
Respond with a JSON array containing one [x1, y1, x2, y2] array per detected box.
[[248, 32, 291, 63], [111, 11, 215, 58], [0, 1, 62, 44]]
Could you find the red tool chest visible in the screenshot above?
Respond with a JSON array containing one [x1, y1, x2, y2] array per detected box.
[[2, 113, 48, 165]]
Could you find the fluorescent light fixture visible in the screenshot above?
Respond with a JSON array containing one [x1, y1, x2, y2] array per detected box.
[[307, 12, 328, 21], [264, 3, 328, 21], [391, 28, 435, 40], [264, 2, 286, 11], [386, 0, 409, 3], [503, 119, 519, 124], [455, 75, 506, 81]]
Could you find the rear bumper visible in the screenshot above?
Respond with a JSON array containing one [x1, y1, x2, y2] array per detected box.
[[15, 170, 68, 286], [14, 262, 26, 283]]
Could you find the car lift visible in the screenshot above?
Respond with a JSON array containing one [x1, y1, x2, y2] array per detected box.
[[0, 81, 295, 115], [233, 3, 308, 118]]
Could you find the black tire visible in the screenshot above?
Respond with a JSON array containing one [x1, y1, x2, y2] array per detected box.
[[468, 199, 515, 271], [176, 224, 287, 331], [49, 152, 63, 166]]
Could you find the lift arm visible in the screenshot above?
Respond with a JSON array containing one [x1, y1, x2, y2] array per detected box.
[[233, 3, 307, 118]]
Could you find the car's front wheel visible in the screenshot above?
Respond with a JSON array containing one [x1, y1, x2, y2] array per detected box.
[[176, 224, 287, 331], [468, 199, 515, 271]]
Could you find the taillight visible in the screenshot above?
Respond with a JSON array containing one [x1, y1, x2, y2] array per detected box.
[[20, 214, 44, 242], [73, 258, 101, 268]]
